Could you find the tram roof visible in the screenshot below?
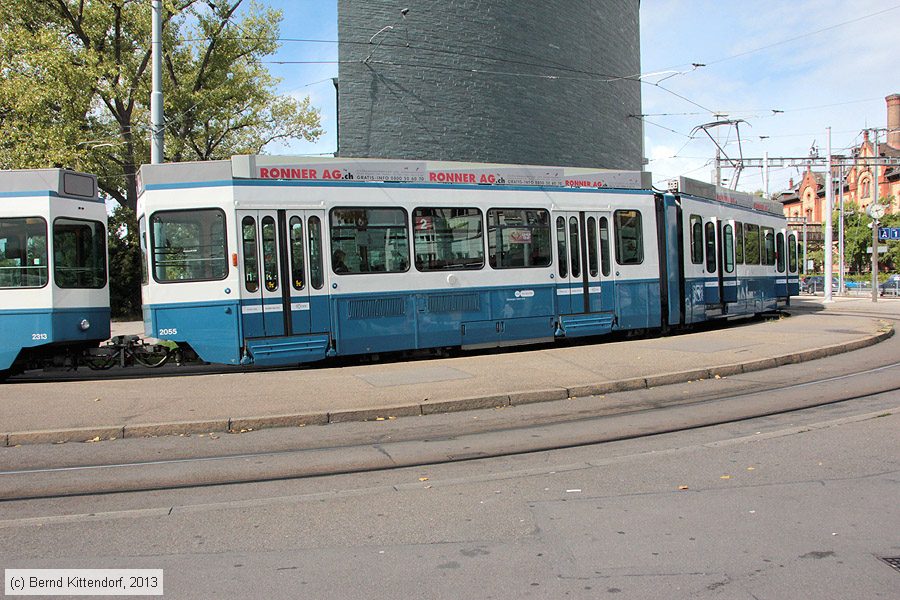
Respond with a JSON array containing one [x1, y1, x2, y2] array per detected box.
[[668, 176, 784, 216], [0, 168, 99, 202], [139, 155, 653, 193]]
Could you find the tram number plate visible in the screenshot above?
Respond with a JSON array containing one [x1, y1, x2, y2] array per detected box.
[[31, 333, 48, 340], [158, 328, 178, 336]]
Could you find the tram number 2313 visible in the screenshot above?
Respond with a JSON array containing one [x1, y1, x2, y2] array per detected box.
[[32, 333, 49, 341]]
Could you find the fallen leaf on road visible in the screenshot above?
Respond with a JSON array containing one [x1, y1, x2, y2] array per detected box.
[[418, 477, 429, 482], [720, 475, 731, 480], [86, 436, 101, 443], [678, 485, 689, 490]]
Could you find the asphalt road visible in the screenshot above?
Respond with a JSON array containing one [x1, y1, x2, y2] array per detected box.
[[2, 385, 898, 598]]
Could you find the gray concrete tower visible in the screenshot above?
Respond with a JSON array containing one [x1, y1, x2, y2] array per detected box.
[[337, 0, 642, 170]]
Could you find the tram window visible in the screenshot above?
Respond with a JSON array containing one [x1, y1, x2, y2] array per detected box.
[[53, 218, 107, 289], [776, 232, 785, 273], [308, 216, 324, 289], [242, 216, 259, 293], [614, 210, 643, 265], [704, 221, 717, 273], [788, 233, 798, 273], [735, 221, 744, 264], [762, 227, 776, 266], [151, 209, 227, 283], [599, 217, 611, 276], [555, 216, 568, 278], [330, 207, 409, 274], [412, 207, 484, 271], [743, 223, 760, 265], [138, 216, 148, 286], [723, 224, 734, 274], [487, 208, 551, 269], [289, 217, 305, 290], [587, 216, 599, 277], [261, 216, 278, 291], [0, 217, 48, 288], [569, 216, 581, 278], [690, 215, 703, 264]]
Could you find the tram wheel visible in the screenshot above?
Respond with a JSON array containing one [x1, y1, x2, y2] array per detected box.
[[131, 345, 170, 368], [84, 352, 118, 370]]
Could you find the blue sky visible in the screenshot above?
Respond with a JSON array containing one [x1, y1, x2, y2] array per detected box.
[[250, 1, 900, 196]]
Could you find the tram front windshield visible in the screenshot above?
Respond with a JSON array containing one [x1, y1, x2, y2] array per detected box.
[[0, 217, 48, 288]]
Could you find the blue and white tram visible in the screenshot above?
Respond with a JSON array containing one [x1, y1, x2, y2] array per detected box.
[[136, 157, 794, 368], [669, 177, 800, 324], [0, 169, 110, 378]]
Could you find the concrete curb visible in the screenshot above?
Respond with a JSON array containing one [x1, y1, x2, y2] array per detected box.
[[2, 324, 893, 447]]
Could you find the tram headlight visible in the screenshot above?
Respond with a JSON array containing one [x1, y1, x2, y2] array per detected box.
[[80, 319, 91, 331]]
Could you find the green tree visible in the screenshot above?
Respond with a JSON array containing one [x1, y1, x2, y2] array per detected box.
[[107, 205, 142, 318], [0, 0, 322, 210], [831, 196, 898, 275]]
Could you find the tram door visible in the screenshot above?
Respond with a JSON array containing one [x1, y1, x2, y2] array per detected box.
[[703, 218, 722, 305], [554, 212, 610, 314], [238, 210, 286, 338], [238, 209, 330, 340], [720, 220, 738, 303], [284, 210, 330, 335]]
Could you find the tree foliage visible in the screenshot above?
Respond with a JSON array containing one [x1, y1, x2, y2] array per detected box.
[[831, 196, 899, 274], [107, 204, 142, 318], [0, 0, 322, 209]]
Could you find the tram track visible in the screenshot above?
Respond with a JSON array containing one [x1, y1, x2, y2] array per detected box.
[[2, 353, 898, 503]]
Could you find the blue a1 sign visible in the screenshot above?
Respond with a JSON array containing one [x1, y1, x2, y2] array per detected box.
[[878, 227, 900, 241]]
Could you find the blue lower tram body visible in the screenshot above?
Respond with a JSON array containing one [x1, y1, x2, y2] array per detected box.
[[0, 307, 111, 372], [145, 278, 789, 369]]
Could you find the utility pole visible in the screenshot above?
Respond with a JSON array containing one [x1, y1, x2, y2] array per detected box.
[[871, 129, 881, 303], [824, 127, 833, 303], [150, 0, 164, 164], [838, 162, 845, 294], [803, 215, 808, 275], [763, 151, 769, 198]]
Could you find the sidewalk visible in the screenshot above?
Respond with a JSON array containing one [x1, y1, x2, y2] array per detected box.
[[0, 297, 895, 446]]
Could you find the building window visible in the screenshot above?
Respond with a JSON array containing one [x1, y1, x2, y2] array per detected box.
[[860, 177, 870, 200]]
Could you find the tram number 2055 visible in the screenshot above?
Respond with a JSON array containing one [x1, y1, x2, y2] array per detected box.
[[158, 328, 178, 336], [31, 333, 48, 341]]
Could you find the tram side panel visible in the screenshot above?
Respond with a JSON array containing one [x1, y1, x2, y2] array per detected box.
[[610, 196, 662, 332], [139, 185, 243, 365], [677, 193, 792, 322]]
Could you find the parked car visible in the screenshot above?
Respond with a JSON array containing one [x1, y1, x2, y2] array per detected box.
[[800, 276, 837, 294], [800, 276, 817, 293], [880, 274, 900, 296]]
